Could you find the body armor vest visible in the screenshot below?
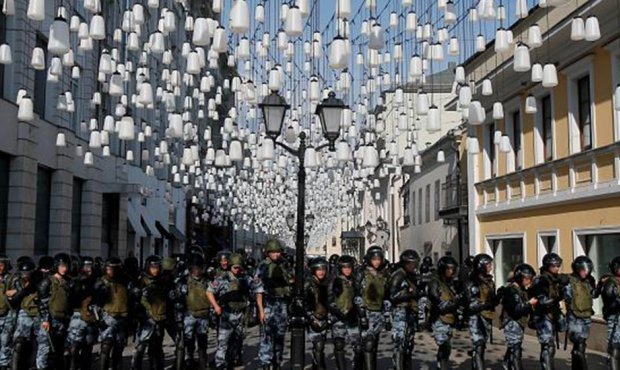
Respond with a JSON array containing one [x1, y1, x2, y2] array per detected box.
[[309, 277, 329, 319], [219, 273, 249, 311], [362, 269, 386, 312], [437, 278, 456, 324], [141, 275, 167, 322], [49, 276, 71, 319], [265, 261, 291, 298], [102, 277, 128, 317], [569, 275, 594, 318], [0, 274, 9, 316], [334, 276, 354, 315], [479, 278, 495, 320], [21, 290, 39, 317], [186, 276, 211, 318]]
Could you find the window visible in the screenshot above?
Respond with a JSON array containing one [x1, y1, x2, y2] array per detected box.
[[491, 237, 524, 288], [411, 189, 416, 225], [425, 184, 430, 223], [485, 124, 496, 178], [71, 178, 83, 254], [577, 75, 592, 150], [33, 34, 48, 119], [34, 167, 52, 256], [418, 189, 422, 224], [402, 189, 411, 226], [541, 96, 554, 161], [102, 194, 120, 258], [0, 152, 9, 254], [584, 233, 620, 315], [512, 110, 522, 169], [0, 12, 6, 99], [537, 232, 558, 267], [434, 180, 440, 221]]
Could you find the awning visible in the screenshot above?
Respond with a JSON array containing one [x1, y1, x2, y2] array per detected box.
[[140, 206, 161, 238], [168, 225, 186, 242], [155, 221, 172, 239], [341, 231, 365, 239], [127, 203, 147, 238]]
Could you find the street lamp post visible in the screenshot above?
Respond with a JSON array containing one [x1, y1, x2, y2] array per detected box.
[[259, 90, 346, 369]]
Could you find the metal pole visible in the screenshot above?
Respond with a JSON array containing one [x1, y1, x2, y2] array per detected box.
[[290, 132, 307, 369]]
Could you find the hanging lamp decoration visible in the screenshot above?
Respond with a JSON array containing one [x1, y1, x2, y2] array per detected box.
[[315, 91, 346, 150]]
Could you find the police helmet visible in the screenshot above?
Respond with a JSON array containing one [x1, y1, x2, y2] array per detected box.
[[464, 255, 475, 269], [216, 250, 231, 262], [365, 245, 384, 263], [473, 254, 494, 275], [328, 254, 340, 265], [338, 255, 356, 269], [81, 256, 94, 268], [188, 253, 205, 268], [513, 263, 536, 284], [308, 257, 328, 272], [17, 256, 34, 270], [19, 259, 36, 273], [162, 257, 176, 272], [422, 256, 433, 266], [230, 254, 245, 268], [264, 240, 283, 253], [145, 255, 162, 271], [246, 257, 256, 269], [437, 256, 458, 275], [105, 257, 123, 269], [571, 256, 593, 275], [542, 253, 563, 269], [54, 253, 71, 271], [610, 256, 620, 275], [38, 256, 54, 271], [0, 255, 12, 271], [399, 249, 420, 265]]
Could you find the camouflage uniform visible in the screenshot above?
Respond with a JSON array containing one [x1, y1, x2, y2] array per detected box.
[[428, 266, 461, 370], [209, 269, 260, 369], [388, 266, 420, 370], [501, 282, 535, 370], [353, 264, 390, 370], [464, 272, 496, 370], [603, 273, 620, 369], [304, 273, 329, 370], [179, 272, 211, 368], [0, 271, 16, 368], [254, 257, 292, 368], [95, 273, 129, 370], [328, 269, 360, 370], [66, 273, 98, 370], [8, 266, 40, 370], [132, 272, 168, 370]]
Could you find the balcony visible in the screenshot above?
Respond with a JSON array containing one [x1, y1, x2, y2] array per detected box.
[[438, 175, 468, 219], [475, 141, 620, 215]]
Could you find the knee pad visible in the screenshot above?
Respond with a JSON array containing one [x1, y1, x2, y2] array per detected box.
[[363, 338, 376, 353], [334, 338, 345, 352]]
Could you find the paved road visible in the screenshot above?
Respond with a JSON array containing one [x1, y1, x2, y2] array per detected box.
[[106, 325, 610, 369]]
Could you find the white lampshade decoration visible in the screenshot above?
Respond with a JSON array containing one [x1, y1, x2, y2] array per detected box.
[[427, 105, 441, 132], [417, 92, 429, 115], [528, 24, 542, 48], [90, 14, 106, 40], [48, 16, 71, 55], [109, 72, 123, 96], [17, 95, 34, 121], [255, 3, 265, 22], [476, 34, 486, 52], [230, 0, 250, 34], [531, 63, 543, 82], [285, 6, 303, 37], [89, 131, 102, 148], [482, 79, 493, 96], [31, 47, 45, 69], [119, 114, 135, 140], [368, 22, 385, 50], [468, 101, 486, 125], [493, 102, 504, 120], [212, 27, 228, 53], [513, 43, 531, 72], [329, 36, 348, 70], [495, 28, 510, 53], [542, 64, 558, 88], [126, 150, 134, 162], [0, 44, 12, 64], [437, 150, 445, 163], [27, 0, 45, 21], [467, 137, 480, 154], [571, 17, 585, 41], [458, 85, 472, 106], [525, 95, 537, 114], [56, 133, 66, 147], [585, 16, 601, 41], [84, 151, 94, 166]]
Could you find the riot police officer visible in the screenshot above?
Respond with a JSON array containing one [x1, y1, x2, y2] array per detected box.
[[37, 252, 74, 369], [255, 240, 293, 370], [428, 255, 461, 370], [208, 253, 261, 370], [132, 256, 168, 370], [304, 257, 330, 370], [531, 253, 568, 370], [501, 264, 538, 370], [179, 253, 211, 369], [66, 257, 98, 370], [328, 254, 340, 275], [8, 258, 38, 370], [389, 249, 421, 370], [214, 250, 232, 278], [95, 257, 129, 370], [601, 256, 620, 369], [0, 256, 14, 370], [354, 246, 391, 370], [465, 254, 496, 370], [328, 255, 359, 370]]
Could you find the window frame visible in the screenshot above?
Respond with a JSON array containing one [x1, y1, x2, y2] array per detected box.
[[606, 40, 620, 142], [434, 179, 440, 221], [577, 75, 593, 151], [425, 183, 431, 223], [541, 95, 554, 162], [564, 55, 596, 154]]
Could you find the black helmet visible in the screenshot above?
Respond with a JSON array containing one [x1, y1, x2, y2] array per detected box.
[[19, 260, 36, 273], [338, 255, 356, 269], [542, 253, 563, 269], [145, 255, 162, 271], [188, 253, 205, 268], [38, 256, 54, 271], [246, 257, 256, 268], [328, 254, 340, 265], [473, 254, 493, 275], [105, 257, 123, 269], [0, 255, 12, 271], [399, 250, 420, 265], [571, 256, 593, 275], [422, 256, 433, 266], [464, 255, 475, 269], [81, 256, 94, 268], [513, 263, 536, 284], [216, 250, 231, 262], [365, 245, 384, 264], [308, 257, 328, 272], [54, 253, 71, 271], [610, 256, 620, 274], [437, 256, 458, 275]]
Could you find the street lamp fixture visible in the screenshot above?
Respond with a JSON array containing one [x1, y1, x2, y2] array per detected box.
[[315, 91, 347, 151], [305, 213, 315, 228], [286, 212, 295, 231], [259, 91, 290, 140], [304, 233, 310, 247]]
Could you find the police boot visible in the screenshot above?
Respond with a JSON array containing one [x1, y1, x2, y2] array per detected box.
[[111, 345, 124, 370], [99, 343, 112, 370], [11, 340, 26, 370], [131, 343, 147, 370], [80, 345, 93, 370], [363, 339, 377, 370], [472, 343, 484, 370], [511, 346, 524, 370], [502, 347, 512, 370], [353, 349, 363, 369], [68, 344, 80, 370], [392, 351, 405, 370], [437, 343, 451, 370], [175, 343, 185, 370], [311, 340, 326, 370], [334, 338, 347, 370], [196, 335, 208, 370], [540, 343, 555, 370], [571, 341, 586, 370]]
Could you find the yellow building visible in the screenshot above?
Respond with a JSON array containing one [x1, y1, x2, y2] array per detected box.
[[463, 1, 619, 348]]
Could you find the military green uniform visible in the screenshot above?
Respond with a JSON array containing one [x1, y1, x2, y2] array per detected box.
[[182, 273, 211, 368], [0, 271, 16, 368], [95, 273, 130, 370], [132, 273, 168, 370], [305, 274, 329, 370], [329, 272, 359, 370]]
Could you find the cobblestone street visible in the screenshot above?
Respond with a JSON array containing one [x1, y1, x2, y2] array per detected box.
[[112, 325, 609, 369]]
